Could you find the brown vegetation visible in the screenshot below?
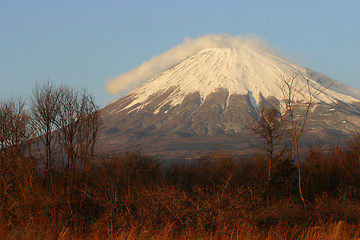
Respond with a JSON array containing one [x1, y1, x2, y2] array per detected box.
[[0, 144, 360, 239], [1, 82, 360, 239]]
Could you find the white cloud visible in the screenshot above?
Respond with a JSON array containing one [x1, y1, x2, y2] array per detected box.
[[105, 34, 269, 95]]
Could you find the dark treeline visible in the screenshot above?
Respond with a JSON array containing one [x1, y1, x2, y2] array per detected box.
[[1, 82, 360, 239]]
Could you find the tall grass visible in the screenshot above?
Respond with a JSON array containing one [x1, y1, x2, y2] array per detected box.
[[1, 145, 360, 239]]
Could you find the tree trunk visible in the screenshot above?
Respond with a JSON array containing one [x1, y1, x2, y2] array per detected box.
[[294, 135, 307, 211]]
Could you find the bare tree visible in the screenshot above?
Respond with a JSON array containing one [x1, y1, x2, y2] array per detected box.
[[78, 93, 101, 171], [55, 87, 100, 190], [249, 107, 286, 204], [31, 82, 100, 190], [0, 97, 35, 212], [31, 81, 62, 188], [0, 98, 32, 162], [56, 86, 80, 181], [278, 70, 329, 211]]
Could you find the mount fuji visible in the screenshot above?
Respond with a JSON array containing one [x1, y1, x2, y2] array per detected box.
[[100, 37, 360, 158]]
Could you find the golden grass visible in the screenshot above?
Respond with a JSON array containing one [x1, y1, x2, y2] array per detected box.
[[1, 147, 360, 239]]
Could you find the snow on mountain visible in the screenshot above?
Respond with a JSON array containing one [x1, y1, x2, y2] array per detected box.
[[100, 38, 360, 157], [114, 45, 360, 115]]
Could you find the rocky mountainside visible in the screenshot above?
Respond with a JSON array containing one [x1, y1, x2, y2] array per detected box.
[[99, 44, 360, 158]]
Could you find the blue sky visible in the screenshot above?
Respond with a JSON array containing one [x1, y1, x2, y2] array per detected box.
[[1, 0, 359, 107]]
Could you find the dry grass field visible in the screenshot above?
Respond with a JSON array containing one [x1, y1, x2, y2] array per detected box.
[[1, 144, 360, 239]]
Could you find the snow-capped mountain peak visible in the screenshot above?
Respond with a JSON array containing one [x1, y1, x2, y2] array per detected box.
[[100, 38, 360, 157], [117, 45, 360, 114]]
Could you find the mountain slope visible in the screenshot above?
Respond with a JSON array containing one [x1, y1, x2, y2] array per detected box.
[[100, 45, 360, 158]]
